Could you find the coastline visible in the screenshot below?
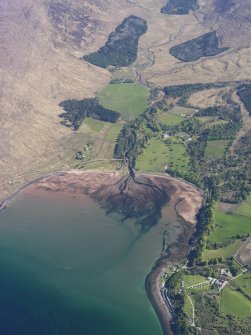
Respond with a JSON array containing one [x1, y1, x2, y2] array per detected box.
[[0, 169, 204, 334], [146, 258, 174, 335], [0, 171, 70, 213], [145, 220, 196, 335]]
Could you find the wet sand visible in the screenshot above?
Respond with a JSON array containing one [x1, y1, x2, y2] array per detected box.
[[18, 170, 203, 225]]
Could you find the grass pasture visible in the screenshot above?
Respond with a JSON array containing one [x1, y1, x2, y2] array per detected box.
[[158, 106, 195, 126], [183, 274, 207, 288], [205, 140, 229, 158], [166, 141, 190, 173], [97, 83, 149, 121], [236, 194, 251, 218], [221, 286, 251, 319], [158, 113, 183, 126], [80, 118, 122, 142], [135, 138, 168, 172], [184, 294, 193, 319], [105, 123, 123, 141], [78, 118, 122, 163], [190, 283, 211, 292], [235, 273, 251, 296], [79, 118, 106, 134], [170, 106, 196, 116], [136, 137, 190, 173], [208, 210, 251, 243], [203, 240, 241, 261]]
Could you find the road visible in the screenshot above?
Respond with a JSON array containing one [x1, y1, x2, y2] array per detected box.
[[186, 280, 210, 289], [186, 293, 195, 327], [161, 287, 175, 317]]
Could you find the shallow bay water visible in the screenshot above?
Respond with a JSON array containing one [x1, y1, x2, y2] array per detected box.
[[0, 190, 181, 335]]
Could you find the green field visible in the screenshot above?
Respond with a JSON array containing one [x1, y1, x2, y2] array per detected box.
[[183, 274, 207, 288], [136, 137, 190, 173], [135, 138, 168, 172], [158, 113, 183, 126], [170, 106, 196, 116], [236, 194, 251, 218], [203, 240, 241, 261], [205, 140, 229, 158], [158, 106, 195, 126], [235, 273, 251, 295], [97, 83, 149, 121], [165, 139, 190, 173], [79, 118, 105, 134], [221, 286, 251, 319], [80, 118, 122, 141], [208, 210, 251, 243], [105, 123, 123, 141], [81, 118, 106, 133], [190, 283, 211, 292], [184, 294, 193, 319]]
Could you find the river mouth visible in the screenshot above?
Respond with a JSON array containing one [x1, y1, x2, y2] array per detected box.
[[0, 171, 203, 335]]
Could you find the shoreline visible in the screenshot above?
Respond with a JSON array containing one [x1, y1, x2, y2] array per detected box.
[[145, 220, 196, 335], [0, 170, 69, 213], [0, 169, 204, 334], [146, 258, 174, 335]]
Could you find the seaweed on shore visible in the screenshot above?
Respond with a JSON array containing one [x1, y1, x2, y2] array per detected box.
[[96, 175, 170, 233]]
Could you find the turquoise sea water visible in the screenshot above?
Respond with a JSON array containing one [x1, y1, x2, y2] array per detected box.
[[0, 191, 166, 335]]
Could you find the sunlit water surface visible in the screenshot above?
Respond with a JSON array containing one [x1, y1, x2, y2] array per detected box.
[[0, 191, 181, 335]]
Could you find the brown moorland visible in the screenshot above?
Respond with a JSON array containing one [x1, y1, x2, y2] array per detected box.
[[1, 0, 251, 202]]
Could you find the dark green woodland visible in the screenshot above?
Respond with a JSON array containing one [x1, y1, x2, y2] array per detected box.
[[83, 16, 147, 68], [170, 32, 228, 62]]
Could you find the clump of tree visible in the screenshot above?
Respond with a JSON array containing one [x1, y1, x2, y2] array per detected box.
[[207, 233, 250, 250], [161, 0, 198, 15], [188, 198, 217, 267], [83, 16, 147, 68], [237, 84, 251, 116], [195, 105, 241, 123], [59, 98, 120, 130], [169, 31, 228, 62], [163, 82, 229, 105], [114, 105, 161, 164]]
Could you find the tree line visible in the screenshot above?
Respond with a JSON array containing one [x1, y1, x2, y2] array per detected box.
[[59, 98, 120, 130], [83, 16, 147, 68]]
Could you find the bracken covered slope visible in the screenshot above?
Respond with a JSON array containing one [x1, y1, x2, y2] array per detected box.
[[0, 0, 251, 200], [0, 0, 144, 197], [197, 0, 251, 49]]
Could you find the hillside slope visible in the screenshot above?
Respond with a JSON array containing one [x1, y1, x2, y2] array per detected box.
[[0, 0, 148, 199], [197, 0, 251, 49], [0, 0, 251, 200]]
